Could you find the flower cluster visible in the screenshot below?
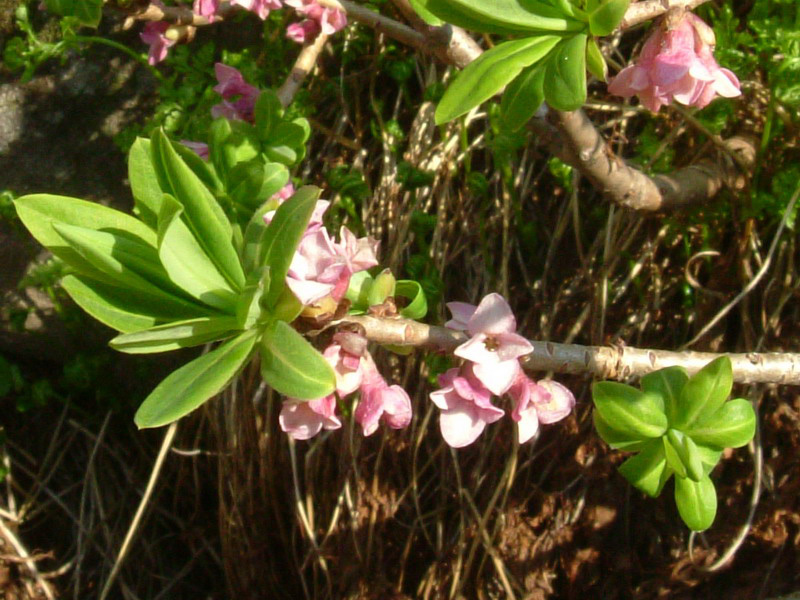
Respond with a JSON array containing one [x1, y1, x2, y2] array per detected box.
[[608, 12, 741, 112], [141, 0, 346, 65], [280, 331, 412, 439], [431, 294, 575, 447]]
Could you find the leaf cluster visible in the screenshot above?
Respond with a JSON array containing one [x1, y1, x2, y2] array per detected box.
[[410, 0, 629, 128], [592, 357, 755, 531]]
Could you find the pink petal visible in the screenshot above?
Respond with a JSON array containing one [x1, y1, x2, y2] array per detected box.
[[473, 359, 520, 396], [534, 380, 575, 424], [468, 293, 516, 335], [516, 404, 540, 444], [438, 401, 487, 448], [445, 301, 477, 331]]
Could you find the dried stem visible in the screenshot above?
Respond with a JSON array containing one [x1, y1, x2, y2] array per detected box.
[[337, 315, 800, 385], [277, 33, 330, 107]]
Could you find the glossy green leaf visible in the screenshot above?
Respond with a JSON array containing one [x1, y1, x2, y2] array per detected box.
[[156, 195, 238, 312], [110, 316, 239, 354], [585, 37, 607, 81], [151, 129, 245, 290], [662, 434, 687, 479], [640, 366, 688, 426], [236, 268, 270, 330], [345, 271, 373, 313], [408, 0, 444, 25], [368, 269, 397, 306], [271, 286, 304, 323], [500, 62, 546, 132], [674, 474, 717, 531], [436, 35, 560, 124], [592, 409, 646, 451], [696, 444, 723, 474], [260, 320, 336, 400], [14, 194, 156, 281], [592, 381, 668, 439], [685, 398, 756, 449], [543, 33, 588, 111], [418, 0, 583, 34], [135, 330, 257, 428], [674, 356, 733, 429], [666, 429, 704, 482], [254, 89, 283, 141], [588, 0, 629, 36], [62, 275, 157, 333], [618, 439, 670, 498], [259, 185, 321, 307], [396, 280, 428, 319], [173, 140, 223, 194], [128, 138, 163, 229]]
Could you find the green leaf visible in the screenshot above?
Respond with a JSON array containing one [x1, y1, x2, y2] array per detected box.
[[696, 444, 723, 474], [662, 434, 687, 479], [665, 429, 704, 482], [674, 356, 733, 429], [500, 62, 546, 132], [254, 89, 283, 140], [62, 275, 156, 333], [45, 0, 102, 26], [62, 274, 215, 334], [396, 280, 428, 319], [128, 138, 163, 229], [236, 267, 270, 330], [592, 409, 646, 451], [588, 0, 629, 37], [151, 129, 245, 290], [685, 398, 756, 449], [260, 320, 336, 400], [592, 381, 668, 439], [368, 269, 396, 306], [543, 33, 588, 111], [264, 121, 306, 165], [345, 270, 373, 312], [418, 0, 583, 34], [618, 439, 671, 498], [14, 194, 157, 281], [585, 37, 607, 81], [134, 330, 257, 428], [173, 140, 223, 194], [408, 0, 444, 25], [51, 223, 210, 318], [110, 316, 239, 354], [436, 35, 560, 124], [156, 195, 238, 312], [259, 185, 321, 307], [640, 366, 688, 426], [674, 474, 717, 531]]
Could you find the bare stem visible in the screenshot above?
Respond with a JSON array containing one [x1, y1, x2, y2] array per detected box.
[[277, 33, 330, 107], [338, 315, 800, 385]]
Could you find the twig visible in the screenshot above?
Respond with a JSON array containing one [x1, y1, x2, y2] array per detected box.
[[0, 517, 56, 599], [98, 422, 178, 600], [335, 314, 800, 384], [277, 33, 330, 107], [620, 0, 711, 30]]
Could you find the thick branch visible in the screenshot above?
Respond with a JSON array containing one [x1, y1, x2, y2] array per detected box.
[[621, 0, 711, 30], [277, 33, 329, 107], [549, 110, 757, 211], [341, 315, 800, 385]]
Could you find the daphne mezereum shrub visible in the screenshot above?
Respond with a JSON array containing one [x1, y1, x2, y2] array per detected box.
[[12, 0, 758, 532]]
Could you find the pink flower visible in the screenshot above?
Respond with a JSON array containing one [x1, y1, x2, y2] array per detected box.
[[273, 182, 295, 202], [430, 365, 504, 448], [444, 301, 476, 331], [286, 20, 321, 43], [284, 0, 346, 43], [324, 335, 366, 397], [140, 22, 175, 65], [211, 63, 261, 122], [193, 0, 219, 20], [508, 375, 575, 444], [231, 0, 282, 19], [280, 395, 342, 440], [452, 293, 533, 396], [286, 226, 378, 307], [354, 355, 412, 436], [180, 140, 210, 160], [608, 12, 741, 112]]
